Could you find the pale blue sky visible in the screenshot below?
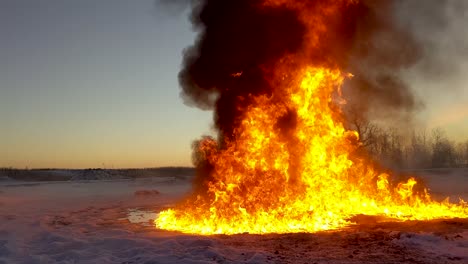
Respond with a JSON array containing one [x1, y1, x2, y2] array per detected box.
[[0, 0, 212, 168], [0, 0, 466, 168]]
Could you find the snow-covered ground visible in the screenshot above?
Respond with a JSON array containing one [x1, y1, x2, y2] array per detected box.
[[0, 169, 467, 263]]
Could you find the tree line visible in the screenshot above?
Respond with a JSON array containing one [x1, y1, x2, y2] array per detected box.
[[351, 120, 468, 170]]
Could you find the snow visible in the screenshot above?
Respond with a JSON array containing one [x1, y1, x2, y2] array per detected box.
[[0, 169, 467, 263], [394, 231, 468, 260]]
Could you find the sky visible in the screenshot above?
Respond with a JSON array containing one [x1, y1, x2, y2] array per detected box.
[[0, 0, 467, 169], [0, 0, 212, 168], [396, 0, 468, 141]]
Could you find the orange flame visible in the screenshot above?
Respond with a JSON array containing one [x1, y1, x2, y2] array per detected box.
[[155, 0, 467, 234]]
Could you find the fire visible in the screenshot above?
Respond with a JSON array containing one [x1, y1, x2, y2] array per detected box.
[[156, 66, 467, 234], [155, 0, 468, 235]]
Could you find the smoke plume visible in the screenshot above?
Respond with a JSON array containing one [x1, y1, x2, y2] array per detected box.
[[178, 0, 426, 141], [179, 0, 308, 139], [395, 0, 468, 80]]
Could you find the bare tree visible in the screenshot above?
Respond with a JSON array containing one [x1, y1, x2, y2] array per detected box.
[[407, 129, 431, 169], [455, 140, 468, 167], [431, 128, 455, 168], [345, 105, 380, 150], [343, 106, 468, 169]]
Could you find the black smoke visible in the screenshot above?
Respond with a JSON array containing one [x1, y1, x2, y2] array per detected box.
[[179, 0, 306, 140], [177, 0, 429, 142]]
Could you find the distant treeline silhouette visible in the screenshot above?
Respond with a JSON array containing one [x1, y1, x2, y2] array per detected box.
[[350, 122, 468, 170], [0, 167, 195, 181]]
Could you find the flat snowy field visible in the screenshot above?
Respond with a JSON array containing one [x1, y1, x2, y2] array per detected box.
[[0, 169, 467, 263]]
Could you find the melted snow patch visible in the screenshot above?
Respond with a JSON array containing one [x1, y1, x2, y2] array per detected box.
[[126, 209, 158, 226]]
